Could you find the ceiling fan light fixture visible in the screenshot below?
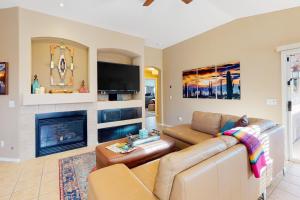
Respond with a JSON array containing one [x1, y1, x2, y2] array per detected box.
[[143, 0, 193, 6], [182, 0, 193, 4], [143, 0, 154, 6]]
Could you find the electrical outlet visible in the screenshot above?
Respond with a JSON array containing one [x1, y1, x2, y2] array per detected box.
[[0, 141, 4, 148], [266, 99, 278, 106], [8, 100, 15, 108]]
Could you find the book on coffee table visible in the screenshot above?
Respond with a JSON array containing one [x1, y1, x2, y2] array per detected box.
[[105, 143, 136, 154]]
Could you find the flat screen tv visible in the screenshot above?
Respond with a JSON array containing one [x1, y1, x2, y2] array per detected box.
[[98, 61, 140, 92]]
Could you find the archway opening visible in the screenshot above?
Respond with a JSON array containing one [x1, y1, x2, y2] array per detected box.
[[144, 66, 161, 130]]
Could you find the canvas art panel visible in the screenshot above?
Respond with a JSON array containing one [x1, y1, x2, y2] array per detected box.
[[182, 61, 241, 100], [183, 69, 197, 98], [216, 62, 241, 100], [0, 62, 8, 95], [197, 66, 218, 99]]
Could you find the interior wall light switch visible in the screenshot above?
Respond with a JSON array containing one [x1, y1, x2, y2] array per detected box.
[[9, 100, 16, 108]]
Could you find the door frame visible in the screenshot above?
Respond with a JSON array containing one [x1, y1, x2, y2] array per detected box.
[[278, 43, 300, 162], [145, 78, 157, 116]]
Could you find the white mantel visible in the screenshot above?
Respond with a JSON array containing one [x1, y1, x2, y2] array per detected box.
[[22, 93, 96, 105]]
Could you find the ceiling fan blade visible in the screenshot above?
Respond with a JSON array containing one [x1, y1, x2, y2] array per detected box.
[[182, 0, 193, 4], [143, 0, 154, 6]]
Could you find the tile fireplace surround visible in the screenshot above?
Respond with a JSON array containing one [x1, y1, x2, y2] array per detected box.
[[19, 103, 98, 160]]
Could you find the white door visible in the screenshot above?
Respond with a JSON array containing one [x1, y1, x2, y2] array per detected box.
[[283, 51, 300, 161]]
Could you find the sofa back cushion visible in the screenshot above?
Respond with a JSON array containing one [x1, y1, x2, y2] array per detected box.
[[169, 144, 260, 200], [191, 111, 222, 135], [153, 136, 238, 200], [248, 118, 276, 132]]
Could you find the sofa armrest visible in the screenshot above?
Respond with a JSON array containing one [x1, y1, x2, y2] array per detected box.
[[88, 164, 157, 200], [262, 125, 285, 177]]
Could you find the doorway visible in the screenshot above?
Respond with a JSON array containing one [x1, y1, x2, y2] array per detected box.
[[280, 48, 300, 162], [144, 67, 161, 131]]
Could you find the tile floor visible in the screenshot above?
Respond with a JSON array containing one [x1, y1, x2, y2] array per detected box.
[[0, 146, 95, 200], [1, 150, 300, 200], [267, 161, 300, 200], [293, 139, 300, 160]]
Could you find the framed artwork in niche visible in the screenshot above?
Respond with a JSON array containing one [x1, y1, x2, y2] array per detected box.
[[0, 62, 8, 95], [182, 61, 241, 100]]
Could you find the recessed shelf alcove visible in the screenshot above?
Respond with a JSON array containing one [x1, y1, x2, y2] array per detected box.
[[24, 37, 93, 105]]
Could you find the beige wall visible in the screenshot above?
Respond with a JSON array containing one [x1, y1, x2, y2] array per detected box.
[[144, 46, 163, 123], [144, 46, 163, 70], [163, 7, 300, 125], [32, 38, 88, 92], [0, 7, 146, 159], [19, 8, 144, 100], [0, 8, 19, 159], [16, 8, 145, 160], [97, 52, 133, 65]]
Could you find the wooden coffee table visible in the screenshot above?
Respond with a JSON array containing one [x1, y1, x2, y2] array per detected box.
[[95, 135, 175, 169]]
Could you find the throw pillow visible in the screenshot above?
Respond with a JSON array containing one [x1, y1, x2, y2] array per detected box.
[[235, 115, 249, 127], [220, 120, 236, 133]]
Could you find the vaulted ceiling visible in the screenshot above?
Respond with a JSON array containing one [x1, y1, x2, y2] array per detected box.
[[1, 0, 300, 48]]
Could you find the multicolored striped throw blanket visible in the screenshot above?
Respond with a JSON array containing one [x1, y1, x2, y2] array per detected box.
[[218, 126, 267, 178]]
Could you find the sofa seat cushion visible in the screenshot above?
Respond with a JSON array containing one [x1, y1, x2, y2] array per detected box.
[[191, 111, 222, 135], [132, 159, 160, 192], [163, 124, 212, 145]]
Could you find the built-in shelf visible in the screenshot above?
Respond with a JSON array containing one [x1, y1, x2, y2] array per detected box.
[[97, 118, 143, 129], [97, 99, 143, 110], [23, 93, 96, 106]]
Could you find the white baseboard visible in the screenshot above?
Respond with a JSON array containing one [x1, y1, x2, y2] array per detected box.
[[0, 157, 21, 163], [159, 123, 172, 128]]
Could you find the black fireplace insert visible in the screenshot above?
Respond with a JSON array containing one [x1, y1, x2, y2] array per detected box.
[[35, 110, 87, 157]]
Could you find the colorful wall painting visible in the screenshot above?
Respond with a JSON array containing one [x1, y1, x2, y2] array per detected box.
[[182, 61, 240, 100]]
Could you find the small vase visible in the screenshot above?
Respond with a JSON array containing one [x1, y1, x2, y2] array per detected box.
[[32, 74, 40, 94]]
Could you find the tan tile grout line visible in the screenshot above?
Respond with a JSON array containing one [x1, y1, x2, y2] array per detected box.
[[37, 161, 46, 200], [267, 178, 282, 197], [9, 164, 24, 200], [272, 186, 300, 199], [269, 163, 300, 199], [278, 179, 300, 197]]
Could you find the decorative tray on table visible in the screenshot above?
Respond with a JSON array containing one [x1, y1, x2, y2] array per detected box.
[[105, 129, 161, 154], [128, 129, 161, 147]]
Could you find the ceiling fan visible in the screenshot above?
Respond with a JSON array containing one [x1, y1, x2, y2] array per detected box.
[[143, 0, 193, 6]]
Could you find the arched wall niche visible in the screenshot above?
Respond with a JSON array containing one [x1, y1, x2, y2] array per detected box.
[[31, 37, 89, 93]]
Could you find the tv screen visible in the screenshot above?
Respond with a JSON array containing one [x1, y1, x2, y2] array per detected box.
[[98, 61, 140, 92]]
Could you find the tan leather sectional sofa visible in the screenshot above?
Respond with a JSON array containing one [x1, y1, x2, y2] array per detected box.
[[88, 111, 285, 200], [163, 111, 285, 178]]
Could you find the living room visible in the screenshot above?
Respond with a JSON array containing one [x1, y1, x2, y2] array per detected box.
[[1, 1, 300, 200]]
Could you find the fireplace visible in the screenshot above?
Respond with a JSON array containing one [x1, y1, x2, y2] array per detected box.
[[35, 111, 87, 157]]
